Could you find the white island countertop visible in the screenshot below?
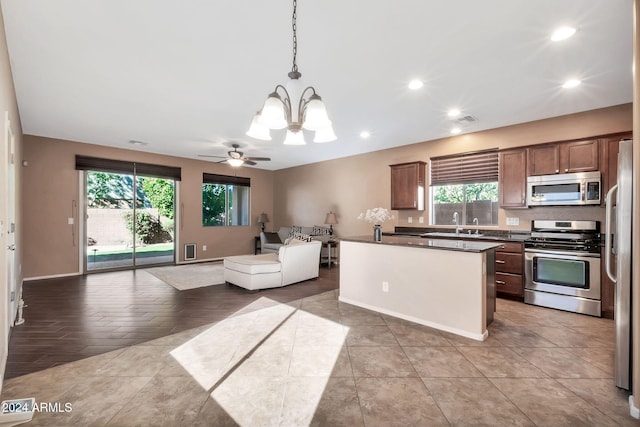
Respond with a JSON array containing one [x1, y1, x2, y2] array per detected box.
[[340, 235, 502, 253]]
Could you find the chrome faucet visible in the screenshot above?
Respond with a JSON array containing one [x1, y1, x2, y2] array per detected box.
[[452, 212, 463, 236], [473, 217, 479, 234]]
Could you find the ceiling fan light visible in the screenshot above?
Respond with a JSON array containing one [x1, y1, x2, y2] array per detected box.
[[246, 113, 272, 140], [313, 121, 337, 143], [227, 158, 245, 167], [283, 129, 306, 145], [259, 94, 288, 129], [302, 95, 330, 131]]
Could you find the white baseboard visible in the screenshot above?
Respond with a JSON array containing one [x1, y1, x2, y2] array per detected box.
[[24, 272, 82, 282], [338, 296, 488, 342], [630, 395, 640, 419], [177, 257, 226, 265]]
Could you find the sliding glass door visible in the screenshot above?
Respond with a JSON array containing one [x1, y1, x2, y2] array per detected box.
[[85, 171, 175, 272]]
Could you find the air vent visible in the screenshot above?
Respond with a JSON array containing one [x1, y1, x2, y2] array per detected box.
[[455, 115, 477, 123]]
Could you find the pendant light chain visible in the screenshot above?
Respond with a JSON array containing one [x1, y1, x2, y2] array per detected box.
[[291, 0, 298, 74]]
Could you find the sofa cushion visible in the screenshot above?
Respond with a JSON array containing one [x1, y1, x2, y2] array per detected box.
[[224, 253, 281, 275], [263, 232, 282, 244]]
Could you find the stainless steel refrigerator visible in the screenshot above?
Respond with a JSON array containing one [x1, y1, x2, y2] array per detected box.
[[605, 138, 633, 390]]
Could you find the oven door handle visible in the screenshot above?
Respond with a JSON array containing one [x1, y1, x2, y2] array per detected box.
[[605, 184, 618, 283], [524, 248, 600, 259]]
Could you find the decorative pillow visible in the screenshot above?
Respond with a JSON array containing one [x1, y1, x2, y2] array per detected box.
[[288, 226, 303, 237], [284, 236, 293, 245], [263, 232, 282, 244], [287, 238, 307, 245], [312, 225, 331, 236], [291, 232, 312, 242]]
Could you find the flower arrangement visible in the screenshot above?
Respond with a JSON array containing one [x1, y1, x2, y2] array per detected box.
[[357, 207, 394, 225]]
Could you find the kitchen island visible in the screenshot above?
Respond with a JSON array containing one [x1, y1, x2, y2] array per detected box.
[[339, 235, 502, 341]]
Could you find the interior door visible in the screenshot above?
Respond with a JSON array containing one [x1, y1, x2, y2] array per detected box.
[[5, 113, 16, 327]]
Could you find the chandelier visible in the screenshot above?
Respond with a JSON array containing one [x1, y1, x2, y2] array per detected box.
[[246, 0, 336, 145]]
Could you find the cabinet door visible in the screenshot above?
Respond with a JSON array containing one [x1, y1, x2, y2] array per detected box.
[[601, 133, 631, 200], [495, 272, 524, 297], [527, 145, 560, 175], [499, 149, 527, 208], [390, 162, 425, 210], [560, 140, 599, 173]]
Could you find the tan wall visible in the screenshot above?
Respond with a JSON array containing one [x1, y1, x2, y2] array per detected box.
[[274, 104, 632, 236], [632, 0, 640, 412], [0, 5, 24, 382], [22, 136, 274, 278]]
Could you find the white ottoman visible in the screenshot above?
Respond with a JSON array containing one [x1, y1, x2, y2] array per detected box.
[[224, 253, 282, 290]]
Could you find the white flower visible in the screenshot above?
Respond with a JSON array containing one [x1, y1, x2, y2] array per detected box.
[[357, 207, 395, 224]]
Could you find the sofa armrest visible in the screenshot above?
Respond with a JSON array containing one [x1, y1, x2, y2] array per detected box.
[[278, 240, 322, 286]]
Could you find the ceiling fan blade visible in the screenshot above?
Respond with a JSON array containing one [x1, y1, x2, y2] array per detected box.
[[243, 160, 257, 166], [198, 154, 227, 158], [244, 157, 271, 161]]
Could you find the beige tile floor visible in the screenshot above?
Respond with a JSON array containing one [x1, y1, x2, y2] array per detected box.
[[1, 290, 638, 426]]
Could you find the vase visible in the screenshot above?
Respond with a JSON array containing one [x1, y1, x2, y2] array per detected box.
[[373, 224, 382, 242]]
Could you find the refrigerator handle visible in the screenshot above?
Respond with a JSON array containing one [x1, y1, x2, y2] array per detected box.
[[604, 184, 618, 283]]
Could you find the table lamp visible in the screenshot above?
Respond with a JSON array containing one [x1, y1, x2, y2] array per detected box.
[[324, 211, 338, 236], [257, 213, 269, 232]]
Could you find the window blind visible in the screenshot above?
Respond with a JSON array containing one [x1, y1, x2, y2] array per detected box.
[[430, 149, 499, 186], [75, 155, 181, 180], [202, 173, 250, 187]]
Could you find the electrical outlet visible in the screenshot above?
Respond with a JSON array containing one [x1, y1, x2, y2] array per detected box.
[[382, 281, 389, 292], [419, 217, 424, 224], [408, 217, 413, 224], [68, 217, 74, 225], [202, 245, 207, 251], [10, 291, 15, 302], [506, 217, 519, 226]]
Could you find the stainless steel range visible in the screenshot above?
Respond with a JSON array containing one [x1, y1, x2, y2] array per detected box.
[[524, 220, 601, 317]]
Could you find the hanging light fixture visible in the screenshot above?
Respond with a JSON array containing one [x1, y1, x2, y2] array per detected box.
[[246, 0, 336, 145]]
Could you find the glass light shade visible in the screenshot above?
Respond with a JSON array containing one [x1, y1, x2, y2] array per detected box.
[[313, 121, 337, 143], [259, 95, 288, 129], [283, 129, 306, 145], [246, 114, 272, 140], [227, 158, 244, 167], [302, 97, 330, 131]]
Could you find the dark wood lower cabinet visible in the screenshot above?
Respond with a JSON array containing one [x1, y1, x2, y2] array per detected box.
[[495, 242, 524, 299]]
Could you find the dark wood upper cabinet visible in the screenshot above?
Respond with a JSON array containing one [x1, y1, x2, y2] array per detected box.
[[528, 139, 599, 176], [601, 133, 631, 199], [390, 161, 425, 210], [527, 144, 560, 175], [560, 139, 599, 173], [499, 148, 527, 208]]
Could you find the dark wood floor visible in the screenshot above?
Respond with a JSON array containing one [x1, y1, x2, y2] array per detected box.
[[5, 264, 339, 379]]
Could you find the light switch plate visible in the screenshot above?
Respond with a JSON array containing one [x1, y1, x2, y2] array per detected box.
[[419, 217, 424, 223], [506, 217, 519, 226], [408, 217, 413, 224]]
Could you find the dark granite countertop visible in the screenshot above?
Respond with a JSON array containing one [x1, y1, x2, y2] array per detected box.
[[340, 235, 502, 253], [388, 227, 530, 243]]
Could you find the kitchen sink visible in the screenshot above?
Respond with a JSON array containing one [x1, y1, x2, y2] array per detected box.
[[421, 232, 484, 238]]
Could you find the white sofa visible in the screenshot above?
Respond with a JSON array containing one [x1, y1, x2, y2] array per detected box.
[[224, 240, 322, 291]]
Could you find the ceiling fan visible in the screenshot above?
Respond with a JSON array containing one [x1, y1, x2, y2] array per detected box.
[[198, 143, 271, 167]]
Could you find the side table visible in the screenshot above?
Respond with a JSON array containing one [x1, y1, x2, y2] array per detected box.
[[254, 236, 261, 255], [321, 240, 339, 269]]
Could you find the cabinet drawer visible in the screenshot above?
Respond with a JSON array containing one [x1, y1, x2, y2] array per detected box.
[[496, 242, 523, 253], [495, 272, 524, 297], [495, 252, 523, 274]]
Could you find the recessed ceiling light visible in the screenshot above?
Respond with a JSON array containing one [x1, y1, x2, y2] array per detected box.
[[360, 130, 371, 139], [408, 79, 424, 90], [551, 26, 576, 42], [562, 79, 581, 89], [447, 109, 461, 118], [128, 139, 148, 146], [450, 127, 461, 135]]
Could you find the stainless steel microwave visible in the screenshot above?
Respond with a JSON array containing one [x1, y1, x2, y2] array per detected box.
[[527, 171, 601, 206]]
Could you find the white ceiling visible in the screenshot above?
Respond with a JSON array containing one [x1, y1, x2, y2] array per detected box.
[[0, 0, 633, 170]]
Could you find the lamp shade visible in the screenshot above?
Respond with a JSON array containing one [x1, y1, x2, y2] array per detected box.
[[324, 211, 338, 225], [303, 95, 330, 131], [246, 113, 272, 140], [259, 94, 288, 129], [313, 121, 337, 143], [283, 129, 307, 145], [257, 213, 269, 224]]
